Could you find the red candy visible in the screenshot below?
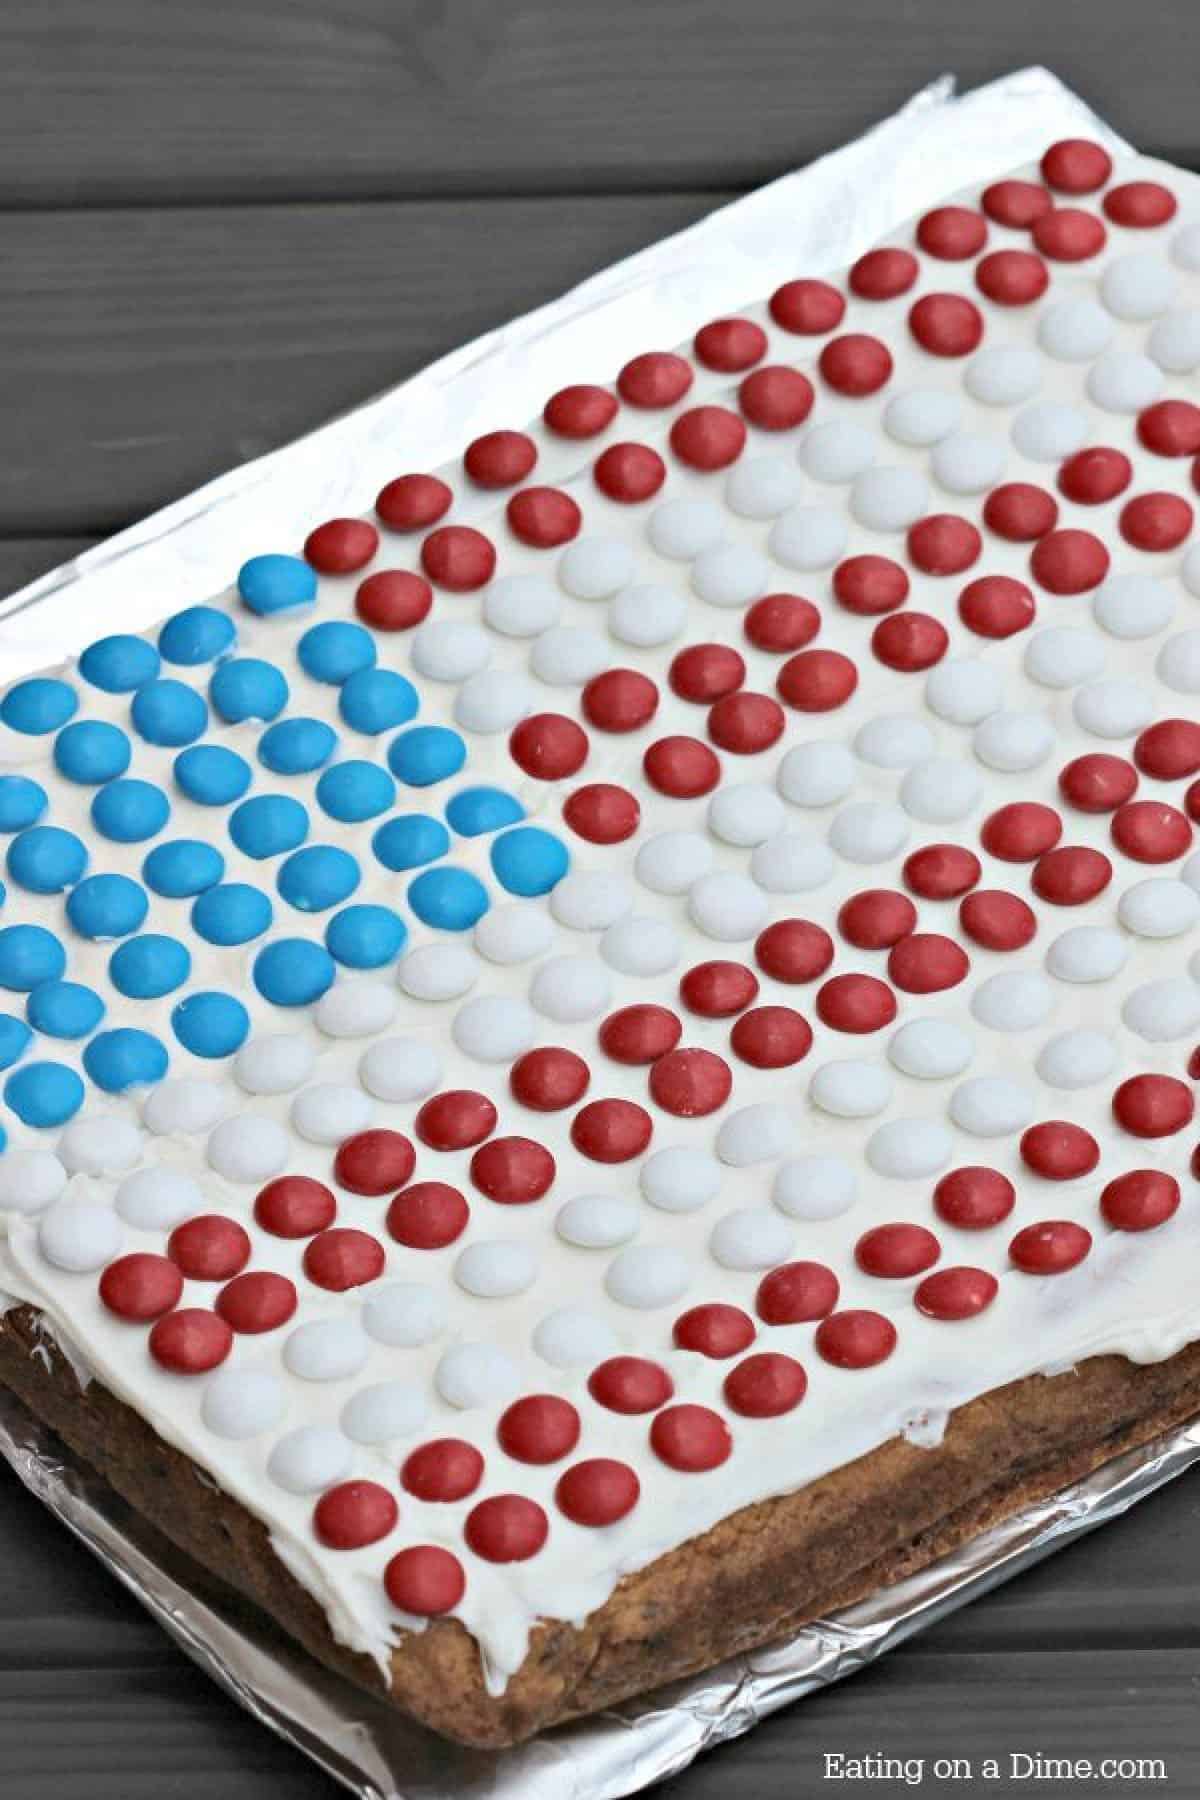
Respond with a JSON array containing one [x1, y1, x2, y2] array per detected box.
[[673, 1303, 756, 1359], [648, 1047, 733, 1117], [555, 1458, 640, 1527], [1137, 400, 1200, 457], [570, 1098, 653, 1163], [903, 843, 981, 899], [215, 1271, 297, 1334], [1100, 1169, 1181, 1232], [958, 889, 1037, 952], [509, 712, 589, 781], [506, 486, 581, 548], [314, 1481, 399, 1550], [1009, 1220, 1092, 1275], [958, 574, 1036, 639], [669, 405, 747, 471], [543, 384, 619, 439], [1110, 799, 1192, 863], [982, 180, 1053, 228], [510, 1046, 590, 1112], [850, 247, 919, 299], [167, 1215, 251, 1282], [1033, 208, 1107, 262], [1031, 845, 1113, 905], [981, 800, 1062, 862], [254, 1175, 337, 1239], [1020, 1121, 1101, 1180], [649, 1404, 732, 1472], [415, 1090, 497, 1151], [375, 473, 452, 532], [723, 1352, 807, 1418], [669, 642, 746, 703], [148, 1308, 233, 1374], [1112, 1073, 1195, 1138], [1041, 139, 1112, 194], [707, 690, 785, 754], [470, 1137, 555, 1205], [815, 1310, 897, 1369], [729, 1005, 812, 1068], [302, 1228, 385, 1293], [933, 1166, 1016, 1230], [872, 611, 949, 671], [642, 736, 720, 798], [818, 333, 893, 396], [1029, 529, 1109, 594], [738, 365, 815, 430], [816, 972, 898, 1034], [384, 1545, 465, 1616], [679, 960, 759, 1018], [599, 1004, 682, 1065], [1134, 720, 1200, 781], [856, 1222, 940, 1279], [497, 1395, 580, 1464], [832, 554, 909, 615], [304, 517, 380, 574], [1103, 181, 1177, 227], [420, 525, 497, 592], [333, 1129, 415, 1197], [744, 592, 821, 652], [973, 250, 1048, 306], [464, 1495, 548, 1563], [386, 1182, 469, 1249], [562, 782, 641, 842], [776, 648, 858, 711], [402, 1438, 484, 1502], [593, 442, 667, 503], [1120, 492, 1193, 551], [588, 1356, 673, 1415], [983, 483, 1059, 542], [917, 205, 988, 259], [99, 1253, 183, 1322], [887, 932, 969, 994], [755, 1261, 839, 1325], [755, 917, 834, 983], [1059, 753, 1138, 813], [906, 514, 982, 575], [909, 293, 984, 356], [837, 888, 918, 949], [769, 279, 846, 335], [618, 351, 693, 409], [582, 668, 658, 733], [355, 570, 433, 631], [915, 1267, 998, 1321], [464, 429, 537, 489], [694, 316, 768, 371], [1058, 446, 1132, 504]]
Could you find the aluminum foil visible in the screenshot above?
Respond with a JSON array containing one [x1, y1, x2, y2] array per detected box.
[[0, 61, 1178, 1800]]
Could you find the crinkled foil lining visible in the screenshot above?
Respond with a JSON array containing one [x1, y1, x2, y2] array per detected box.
[[0, 62, 1182, 1800]]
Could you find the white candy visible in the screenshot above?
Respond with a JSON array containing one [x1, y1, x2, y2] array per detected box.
[[454, 1240, 539, 1299], [750, 833, 836, 893], [398, 941, 479, 1001], [532, 1307, 619, 1370], [550, 870, 633, 930], [454, 668, 534, 733], [1036, 299, 1113, 362], [769, 505, 849, 571], [900, 757, 983, 824], [866, 1117, 953, 1180], [640, 1145, 721, 1213], [206, 1114, 289, 1183], [0, 1149, 66, 1216], [647, 499, 725, 560], [1085, 350, 1164, 413], [1170, 222, 1200, 272], [358, 1037, 442, 1103], [1118, 878, 1200, 938], [827, 801, 910, 864], [1093, 575, 1175, 642], [1100, 253, 1175, 321], [707, 782, 786, 846], [115, 1166, 202, 1231], [1183, 851, 1200, 894], [267, 1426, 352, 1495], [1035, 1029, 1118, 1090], [1158, 630, 1200, 696], [949, 1075, 1034, 1136], [142, 1078, 228, 1135], [800, 420, 878, 482], [57, 1115, 142, 1177], [557, 537, 635, 601], [715, 1102, 794, 1167], [202, 1369, 285, 1441], [854, 713, 935, 769], [883, 387, 961, 444], [609, 583, 687, 646], [483, 574, 562, 638], [529, 954, 612, 1021], [435, 1342, 521, 1410], [772, 1153, 858, 1220], [410, 618, 491, 683], [924, 658, 1002, 725], [474, 903, 555, 965], [930, 433, 1006, 495], [452, 994, 536, 1062], [529, 624, 610, 685], [1011, 401, 1089, 461], [970, 970, 1054, 1032], [234, 1033, 315, 1096], [809, 1058, 893, 1117], [361, 1281, 446, 1348], [38, 1198, 122, 1273], [850, 465, 929, 532], [1122, 978, 1200, 1042], [725, 456, 804, 519], [1072, 678, 1154, 739], [315, 980, 397, 1039], [340, 1382, 428, 1445], [555, 1193, 640, 1249], [888, 1018, 974, 1080], [291, 1082, 372, 1145], [1148, 309, 1200, 373], [687, 870, 769, 939], [1023, 626, 1105, 690], [634, 831, 714, 896], [777, 740, 856, 807], [972, 709, 1056, 773], [1045, 926, 1129, 984], [963, 347, 1042, 408], [284, 1318, 372, 1382], [600, 913, 681, 976], [691, 541, 768, 608], [708, 1207, 795, 1270], [605, 1243, 691, 1308]]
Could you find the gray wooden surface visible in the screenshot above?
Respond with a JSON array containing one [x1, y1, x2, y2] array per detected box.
[[3, 6, 1200, 1794]]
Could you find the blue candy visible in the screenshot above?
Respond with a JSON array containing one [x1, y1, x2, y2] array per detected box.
[[338, 667, 418, 735], [171, 990, 250, 1058], [297, 620, 377, 685], [388, 725, 467, 787], [5, 1060, 84, 1126], [490, 825, 570, 897], [26, 981, 105, 1039], [325, 903, 408, 969], [108, 933, 191, 999], [66, 873, 149, 940], [91, 779, 170, 844], [174, 743, 253, 806], [407, 866, 490, 931], [210, 657, 289, 724], [79, 633, 161, 694], [7, 826, 88, 894], [277, 844, 360, 913], [316, 760, 395, 823], [371, 813, 451, 871], [228, 793, 309, 860], [142, 839, 225, 898], [253, 937, 336, 1007], [131, 678, 209, 747], [238, 553, 318, 617], [190, 882, 273, 946], [446, 785, 525, 837], [83, 1027, 168, 1093], [0, 776, 47, 832], [157, 604, 237, 666], [0, 925, 66, 991], [257, 715, 338, 775], [0, 1013, 32, 1069], [1, 677, 78, 735], [53, 719, 132, 785]]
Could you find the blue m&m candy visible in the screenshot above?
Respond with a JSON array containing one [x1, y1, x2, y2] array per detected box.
[[7, 826, 88, 894], [66, 873, 149, 940], [325, 903, 407, 968], [132, 678, 209, 746], [142, 838, 224, 898], [229, 794, 309, 859], [277, 844, 360, 912], [1, 677, 78, 735], [490, 825, 569, 897], [174, 743, 253, 806], [388, 725, 467, 787], [258, 715, 337, 775], [83, 1027, 168, 1093], [79, 633, 161, 694], [0, 776, 47, 832], [338, 668, 418, 735], [371, 813, 450, 871], [446, 785, 525, 837], [407, 866, 490, 931], [171, 991, 250, 1058], [54, 719, 132, 785], [0, 924, 67, 990], [253, 937, 336, 1007], [26, 981, 105, 1039], [91, 779, 170, 844], [316, 760, 395, 823], [158, 605, 237, 665], [238, 553, 318, 617], [5, 1060, 84, 1126], [210, 657, 289, 724], [0, 1013, 32, 1069], [297, 620, 376, 684], [109, 934, 192, 999], [190, 882, 273, 946]]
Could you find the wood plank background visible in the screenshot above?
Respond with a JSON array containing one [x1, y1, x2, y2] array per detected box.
[[3, 5, 1200, 1794]]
